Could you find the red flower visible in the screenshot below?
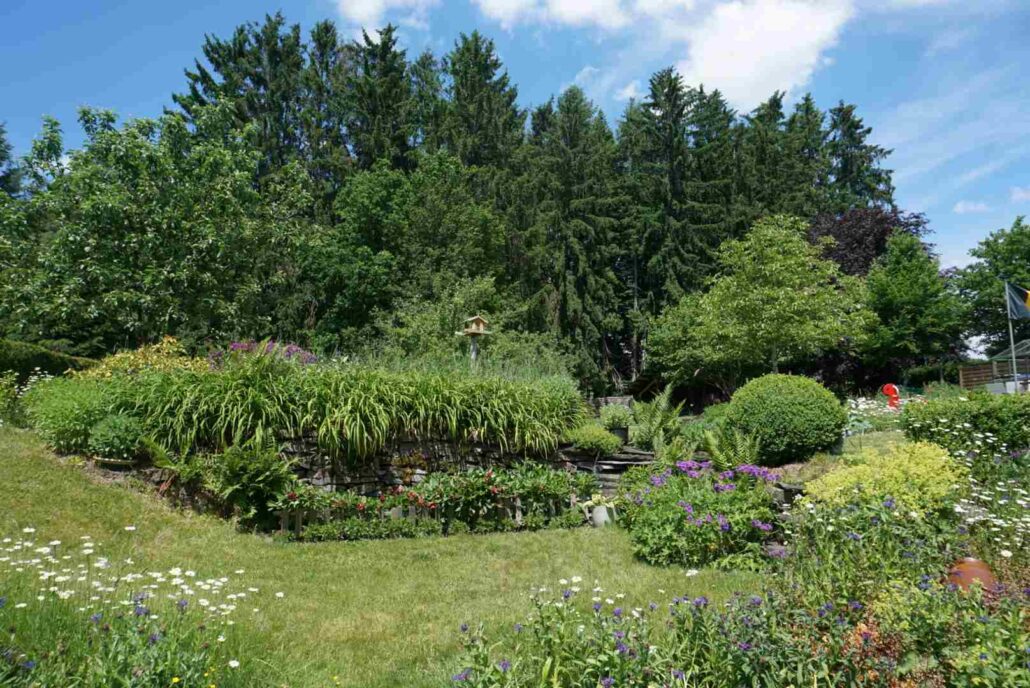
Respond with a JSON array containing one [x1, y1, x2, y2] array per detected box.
[[356, 502, 366, 512], [286, 491, 299, 502]]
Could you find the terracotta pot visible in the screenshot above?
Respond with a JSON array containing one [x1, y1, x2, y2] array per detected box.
[[947, 557, 997, 591]]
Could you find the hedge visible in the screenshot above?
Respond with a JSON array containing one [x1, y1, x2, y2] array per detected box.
[[901, 392, 1030, 452], [0, 339, 95, 383]]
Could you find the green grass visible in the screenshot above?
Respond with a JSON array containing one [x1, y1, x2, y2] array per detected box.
[[0, 428, 758, 687]]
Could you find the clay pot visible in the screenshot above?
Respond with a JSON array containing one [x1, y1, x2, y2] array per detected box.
[[947, 558, 997, 591]]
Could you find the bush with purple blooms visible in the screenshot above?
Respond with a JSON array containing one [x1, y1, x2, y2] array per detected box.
[[451, 574, 1029, 688], [208, 339, 318, 367], [618, 461, 779, 567]]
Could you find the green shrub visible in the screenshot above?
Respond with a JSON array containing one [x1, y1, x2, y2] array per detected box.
[[901, 392, 1030, 452], [76, 336, 206, 379], [202, 436, 297, 530], [629, 385, 684, 450], [0, 371, 17, 425], [566, 423, 622, 456], [302, 517, 443, 541], [726, 374, 846, 465], [87, 413, 146, 461], [23, 377, 113, 453], [902, 361, 960, 387], [619, 461, 779, 567], [0, 338, 94, 383], [804, 442, 966, 515], [599, 404, 632, 430]]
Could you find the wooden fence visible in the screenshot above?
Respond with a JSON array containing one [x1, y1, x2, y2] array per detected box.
[[958, 358, 1030, 390]]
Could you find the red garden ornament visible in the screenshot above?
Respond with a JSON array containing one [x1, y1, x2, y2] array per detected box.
[[881, 383, 900, 409]]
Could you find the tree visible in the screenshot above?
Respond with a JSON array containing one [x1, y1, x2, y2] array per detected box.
[[0, 105, 317, 355], [527, 87, 623, 390], [826, 101, 893, 210], [864, 232, 966, 372], [808, 206, 928, 275], [650, 215, 873, 383], [409, 49, 446, 152], [443, 31, 524, 169], [956, 216, 1030, 354], [347, 25, 412, 170], [0, 123, 22, 196], [174, 12, 307, 178]]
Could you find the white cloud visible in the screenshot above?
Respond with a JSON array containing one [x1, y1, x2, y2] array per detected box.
[[675, 0, 854, 110], [336, 0, 439, 29], [473, 0, 631, 30], [472, 0, 539, 28], [1013, 186, 1030, 203], [616, 80, 645, 100], [924, 27, 974, 57], [573, 65, 601, 85], [953, 200, 990, 214]]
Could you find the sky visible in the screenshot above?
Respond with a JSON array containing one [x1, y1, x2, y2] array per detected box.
[[2, 0, 1029, 270]]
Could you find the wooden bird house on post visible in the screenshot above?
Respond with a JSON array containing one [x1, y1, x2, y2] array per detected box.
[[459, 315, 490, 366]]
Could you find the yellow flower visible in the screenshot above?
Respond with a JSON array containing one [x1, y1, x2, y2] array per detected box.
[[171, 679, 181, 685]]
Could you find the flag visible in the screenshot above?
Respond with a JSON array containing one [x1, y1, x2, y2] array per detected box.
[[1005, 282, 1030, 319]]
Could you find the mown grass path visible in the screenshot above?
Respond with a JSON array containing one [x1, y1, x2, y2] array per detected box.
[[0, 428, 758, 687]]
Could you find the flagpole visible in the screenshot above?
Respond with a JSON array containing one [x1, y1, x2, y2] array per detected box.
[[1006, 283, 1020, 393]]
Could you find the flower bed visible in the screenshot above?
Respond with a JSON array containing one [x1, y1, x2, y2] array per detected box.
[[617, 461, 779, 567], [0, 529, 268, 686], [274, 464, 598, 541]]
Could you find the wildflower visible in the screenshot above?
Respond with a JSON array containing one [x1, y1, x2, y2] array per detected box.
[[498, 659, 510, 673], [274, 591, 284, 599], [737, 642, 752, 651], [613, 607, 623, 618], [1000, 549, 1013, 558], [124, 526, 136, 532], [601, 677, 615, 687], [685, 569, 699, 577], [751, 519, 773, 532], [460, 623, 469, 633], [451, 668, 471, 682], [89, 612, 102, 624], [228, 660, 240, 669], [513, 623, 522, 633], [692, 596, 708, 608]]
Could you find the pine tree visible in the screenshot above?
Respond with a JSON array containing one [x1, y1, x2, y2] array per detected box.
[[347, 25, 412, 170], [739, 91, 788, 217], [300, 20, 354, 215], [781, 94, 830, 218], [684, 86, 739, 254], [409, 50, 446, 152], [531, 87, 622, 390], [826, 101, 894, 210], [443, 32, 524, 169], [173, 12, 306, 178]]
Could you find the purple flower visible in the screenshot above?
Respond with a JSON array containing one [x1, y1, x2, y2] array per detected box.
[[751, 519, 773, 532], [737, 642, 752, 651], [717, 515, 731, 532], [498, 659, 511, 673], [613, 607, 623, 618], [176, 599, 188, 611], [21, 660, 36, 671], [650, 474, 667, 487], [846, 532, 862, 541], [848, 600, 863, 611], [713, 482, 736, 493], [460, 623, 469, 633], [514, 623, 523, 633], [616, 641, 629, 654], [89, 612, 102, 624], [676, 460, 700, 472], [133, 605, 149, 617], [692, 596, 708, 608], [593, 602, 602, 612], [749, 595, 762, 607], [562, 589, 572, 600], [148, 632, 160, 645], [613, 630, 625, 640], [883, 497, 896, 510], [601, 677, 615, 687], [672, 669, 685, 679], [719, 470, 735, 481], [451, 668, 471, 682]]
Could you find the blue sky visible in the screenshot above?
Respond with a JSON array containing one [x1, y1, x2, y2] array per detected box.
[[3, 0, 1029, 269]]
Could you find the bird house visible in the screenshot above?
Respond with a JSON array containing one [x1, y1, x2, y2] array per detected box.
[[462, 315, 490, 337]]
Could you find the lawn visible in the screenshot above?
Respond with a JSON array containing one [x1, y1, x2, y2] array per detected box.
[[0, 427, 759, 687]]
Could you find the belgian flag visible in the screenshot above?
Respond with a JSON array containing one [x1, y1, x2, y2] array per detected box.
[[1005, 282, 1030, 320]]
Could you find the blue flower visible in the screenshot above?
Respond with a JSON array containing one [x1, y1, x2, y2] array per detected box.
[[498, 659, 511, 673], [89, 612, 102, 624], [451, 668, 471, 682], [133, 605, 149, 617], [21, 660, 36, 671], [692, 596, 708, 608], [513, 623, 523, 633], [459, 623, 469, 633], [601, 677, 615, 687], [737, 642, 752, 651], [613, 607, 623, 618]]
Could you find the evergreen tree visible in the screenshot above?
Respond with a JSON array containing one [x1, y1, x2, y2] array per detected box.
[[0, 123, 22, 196], [531, 87, 622, 389], [409, 50, 446, 152], [684, 86, 739, 251], [347, 25, 412, 170], [826, 101, 894, 210], [173, 12, 306, 178], [443, 32, 524, 169], [781, 94, 830, 217], [738, 92, 788, 217], [300, 20, 354, 214]]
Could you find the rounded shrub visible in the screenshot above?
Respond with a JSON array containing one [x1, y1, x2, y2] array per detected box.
[[726, 374, 845, 465], [566, 423, 622, 457], [23, 377, 111, 454], [599, 403, 632, 430], [88, 413, 146, 462]]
